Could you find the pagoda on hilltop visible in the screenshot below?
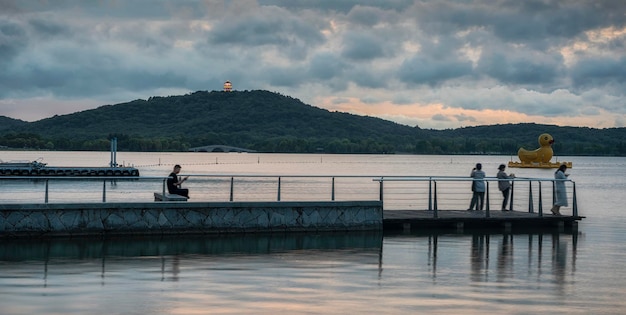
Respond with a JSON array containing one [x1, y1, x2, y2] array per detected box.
[[223, 80, 232, 92]]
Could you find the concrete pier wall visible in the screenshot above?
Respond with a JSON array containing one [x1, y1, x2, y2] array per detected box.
[[0, 201, 383, 238]]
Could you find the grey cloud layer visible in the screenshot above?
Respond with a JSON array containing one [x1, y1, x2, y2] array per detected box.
[[1, 0, 625, 126]]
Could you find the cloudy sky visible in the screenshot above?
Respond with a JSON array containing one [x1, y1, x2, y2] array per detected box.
[[1, 0, 625, 129]]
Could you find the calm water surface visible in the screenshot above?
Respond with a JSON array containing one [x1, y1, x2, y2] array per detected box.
[[1, 152, 625, 314]]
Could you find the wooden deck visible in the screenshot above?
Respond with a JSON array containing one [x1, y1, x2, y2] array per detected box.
[[383, 209, 584, 233]]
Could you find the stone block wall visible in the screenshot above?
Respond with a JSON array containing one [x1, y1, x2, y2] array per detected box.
[[0, 201, 383, 238]]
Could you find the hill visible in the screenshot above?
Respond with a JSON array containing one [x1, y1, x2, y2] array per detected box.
[[446, 124, 626, 155], [1, 90, 625, 155], [0, 116, 28, 131], [2, 90, 420, 153]]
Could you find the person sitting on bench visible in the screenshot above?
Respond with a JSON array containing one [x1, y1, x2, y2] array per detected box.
[[167, 164, 190, 198]]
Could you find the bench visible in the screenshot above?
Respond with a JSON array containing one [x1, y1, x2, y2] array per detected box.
[[154, 192, 188, 201]]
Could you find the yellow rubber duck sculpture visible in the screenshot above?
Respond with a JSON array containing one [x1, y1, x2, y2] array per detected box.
[[518, 133, 554, 163]]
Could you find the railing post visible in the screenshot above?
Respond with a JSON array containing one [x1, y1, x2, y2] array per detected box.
[[528, 181, 534, 214], [428, 178, 432, 211], [45, 179, 49, 204], [538, 181, 543, 216], [102, 180, 106, 203], [230, 177, 234, 201], [277, 177, 281, 201], [378, 179, 383, 202], [331, 177, 336, 201], [552, 181, 556, 209], [485, 182, 490, 218], [509, 181, 514, 211], [433, 181, 438, 218], [162, 179, 166, 196], [572, 181, 578, 217]]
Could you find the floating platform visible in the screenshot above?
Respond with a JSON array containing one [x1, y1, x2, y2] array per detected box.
[[0, 161, 139, 177], [508, 161, 573, 168]]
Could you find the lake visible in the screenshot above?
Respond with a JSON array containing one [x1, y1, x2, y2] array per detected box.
[[1, 152, 625, 314]]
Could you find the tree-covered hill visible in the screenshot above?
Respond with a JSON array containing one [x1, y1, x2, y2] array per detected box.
[[445, 124, 626, 155], [3, 90, 421, 153], [1, 90, 625, 155], [0, 116, 28, 131]]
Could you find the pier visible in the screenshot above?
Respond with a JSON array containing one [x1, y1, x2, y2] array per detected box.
[[383, 210, 581, 233], [0, 139, 140, 177], [0, 175, 583, 238], [0, 165, 140, 177]]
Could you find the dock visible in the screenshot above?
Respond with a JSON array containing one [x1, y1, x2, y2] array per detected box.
[[0, 174, 584, 237], [0, 165, 140, 177], [0, 138, 139, 177], [383, 209, 583, 232]]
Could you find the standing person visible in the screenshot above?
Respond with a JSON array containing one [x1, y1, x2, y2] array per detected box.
[[551, 164, 569, 215], [167, 164, 190, 198], [497, 164, 515, 211], [467, 163, 486, 211]]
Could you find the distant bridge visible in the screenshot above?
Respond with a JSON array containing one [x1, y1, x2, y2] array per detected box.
[[188, 145, 257, 153]]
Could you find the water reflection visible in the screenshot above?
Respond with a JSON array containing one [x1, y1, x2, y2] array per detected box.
[[0, 231, 578, 282], [0, 232, 384, 261], [383, 231, 579, 289], [470, 234, 489, 282], [0, 232, 384, 284], [0, 231, 581, 314], [466, 232, 577, 288]]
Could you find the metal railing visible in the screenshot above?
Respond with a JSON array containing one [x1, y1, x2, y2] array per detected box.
[[375, 176, 578, 217], [0, 175, 577, 217]]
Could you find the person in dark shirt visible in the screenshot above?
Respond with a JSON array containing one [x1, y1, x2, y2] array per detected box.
[[167, 164, 189, 198], [497, 164, 515, 211], [467, 163, 485, 211]]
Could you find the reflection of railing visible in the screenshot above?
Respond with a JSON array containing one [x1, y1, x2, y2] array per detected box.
[[0, 175, 577, 216]]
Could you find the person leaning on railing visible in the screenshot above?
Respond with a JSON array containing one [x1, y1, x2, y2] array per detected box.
[[497, 164, 515, 211]]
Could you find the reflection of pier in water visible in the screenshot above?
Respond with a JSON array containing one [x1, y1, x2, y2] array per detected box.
[[1, 231, 577, 290], [384, 231, 578, 288], [464, 233, 576, 289], [0, 232, 383, 286]]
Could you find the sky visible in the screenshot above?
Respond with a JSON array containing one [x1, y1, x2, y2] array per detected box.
[[1, 0, 625, 130]]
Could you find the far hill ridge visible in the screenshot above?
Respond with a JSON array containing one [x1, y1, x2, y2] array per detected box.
[[1, 90, 625, 155]]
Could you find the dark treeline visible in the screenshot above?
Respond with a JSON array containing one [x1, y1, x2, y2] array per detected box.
[[1, 90, 625, 155]]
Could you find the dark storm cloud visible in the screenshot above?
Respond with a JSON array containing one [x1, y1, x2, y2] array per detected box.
[[208, 6, 325, 48], [259, 0, 414, 14], [1, 0, 626, 128], [350, 68, 388, 89], [7, 52, 187, 98], [341, 31, 386, 60], [0, 20, 27, 62], [265, 66, 306, 87], [432, 113, 452, 121], [455, 113, 477, 122], [477, 50, 563, 85], [308, 53, 348, 80], [27, 18, 70, 38], [346, 5, 389, 26], [0, 0, 20, 13], [398, 55, 473, 86], [411, 0, 626, 42], [570, 56, 626, 92]]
